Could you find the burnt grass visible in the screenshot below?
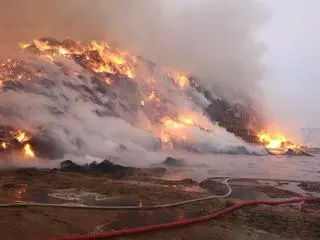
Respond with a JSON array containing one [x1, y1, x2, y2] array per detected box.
[[0, 168, 319, 240]]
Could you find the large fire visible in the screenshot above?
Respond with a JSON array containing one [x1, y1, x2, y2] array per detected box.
[[0, 38, 309, 159], [257, 131, 305, 153], [0, 129, 35, 158], [31, 39, 137, 80], [168, 71, 190, 89], [0, 38, 201, 159]]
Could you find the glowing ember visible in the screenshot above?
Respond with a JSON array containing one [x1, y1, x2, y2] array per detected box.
[[34, 39, 52, 51], [107, 54, 125, 65], [178, 116, 194, 126], [160, 116, 186, 129], [23, 143, 35, 158], [58, 46, 70, 55], [160, 131, 171, 143], [0, 127, 36, 158], [148, 91, 156, 100], [105, 78, 113, 85], [257, 131, 303, 152], [19, 43, 32, 49], [15, 131, 27, 143], [126, 69, 134, 79], [157, 115, 201, 144], [169, 72, 189, 89]]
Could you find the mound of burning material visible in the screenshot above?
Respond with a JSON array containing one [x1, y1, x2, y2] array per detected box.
[[0, 37, 289, 161]]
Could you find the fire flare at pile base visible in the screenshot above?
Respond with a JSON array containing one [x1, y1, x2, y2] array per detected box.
[[257, 131, 306, 154]]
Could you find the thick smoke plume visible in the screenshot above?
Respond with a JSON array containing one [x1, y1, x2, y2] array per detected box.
[[1, 0, 267, 104]]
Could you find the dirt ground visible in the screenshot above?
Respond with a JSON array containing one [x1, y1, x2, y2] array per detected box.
[[0, 168, 319, 240]]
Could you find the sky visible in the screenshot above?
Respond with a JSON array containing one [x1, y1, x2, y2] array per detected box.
[[261, 0, 320, 129]]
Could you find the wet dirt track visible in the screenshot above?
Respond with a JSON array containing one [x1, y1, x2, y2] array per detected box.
[[0, 168, 319, 240]]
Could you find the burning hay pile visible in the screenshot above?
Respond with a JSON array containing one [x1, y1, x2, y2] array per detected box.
[[0, 38, 306, 162]]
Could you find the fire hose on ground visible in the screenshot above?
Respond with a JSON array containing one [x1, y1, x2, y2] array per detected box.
[[50, 197, 319, 240], [0, 178, 318, 240]]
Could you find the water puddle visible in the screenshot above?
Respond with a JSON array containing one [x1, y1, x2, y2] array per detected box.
[[277, 182, 320, 197], [46, 189, 139, 206], [48, 189, 107, 201], [0, 184, 139, 206]]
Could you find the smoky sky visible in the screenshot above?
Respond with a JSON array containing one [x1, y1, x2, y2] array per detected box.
[[0, 0, 268, 106], [262, 0, 320, 131]]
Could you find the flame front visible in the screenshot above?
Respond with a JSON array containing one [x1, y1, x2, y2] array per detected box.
[[30, 39, 137, 80], [257, 131, 304, 152]]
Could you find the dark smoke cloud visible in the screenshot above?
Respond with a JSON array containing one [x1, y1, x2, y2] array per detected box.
[[0, 0, 268, 104]]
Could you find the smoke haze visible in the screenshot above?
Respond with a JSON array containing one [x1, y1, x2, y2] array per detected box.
[[0, 0, 267, 104], [0, 0, 270, 164]]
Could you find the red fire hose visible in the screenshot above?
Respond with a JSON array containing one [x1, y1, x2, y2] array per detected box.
[[50, 197, 319, 240]]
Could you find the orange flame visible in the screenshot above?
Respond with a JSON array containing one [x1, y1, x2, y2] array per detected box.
[[257, 131, 303, 152], [160, 116, 186, 129], [1, 142, 7, 149], [169, 72, 189, 89], [34, 39, 52, 51], [23, 143, 35, 158], [19, 39, 137, 80], [0, 129, 36, 158], [158, 115, 198, 144], [19, 43, 32, 49], [178, 116, 194, 126], [15, 131, 28, 143], [160, 132, 171, 143]]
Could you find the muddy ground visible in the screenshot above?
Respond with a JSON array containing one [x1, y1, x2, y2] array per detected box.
[[0, 167, 319, 240]]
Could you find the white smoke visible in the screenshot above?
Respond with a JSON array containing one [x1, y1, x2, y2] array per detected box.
[[0, 0, 269, 165]]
